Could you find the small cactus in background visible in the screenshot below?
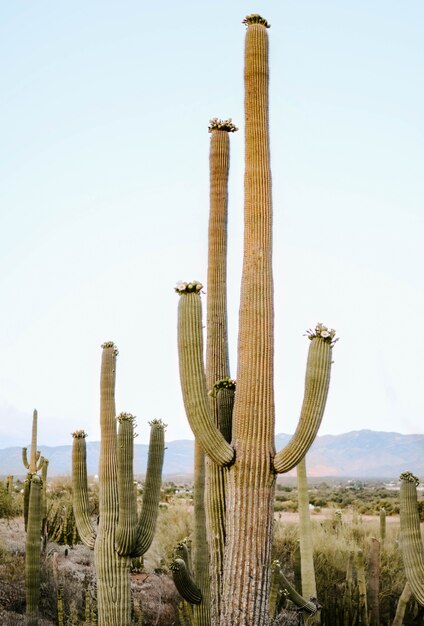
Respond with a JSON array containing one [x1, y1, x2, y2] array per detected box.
[[379, 507, 386, 543], [368, 537, 380, 626], [176, 15, 337, 625], [399, 471, 424, 606], [22, 409, 49, 625], [72, 342, 166, 625], [6, 475, 14, 494]]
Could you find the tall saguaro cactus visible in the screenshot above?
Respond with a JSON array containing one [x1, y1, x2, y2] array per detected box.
[[22, 409, 48, 626], [399, 471, 424, 606], [72, 342, 166, 626], [176, 15, 336, 626], [205, 116, 237, 624]]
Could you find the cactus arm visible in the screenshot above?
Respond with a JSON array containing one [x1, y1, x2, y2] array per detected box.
[[35, 453, 44, 472], [29, 409, 38, 472], [23, 472, 31, 531], [274, 564, 318, 615], [392, 581, 412, 626], [171, 558, 203, 605], [177, 286, 234, 466], [133, 419, 166, 556], [274, 327, 336, 474], [25, 474, 42, 624], [22, 447, 30, 470], [71, 431, 96, 549], [399, 472, 424, 606], [115, 413, 138, 556]]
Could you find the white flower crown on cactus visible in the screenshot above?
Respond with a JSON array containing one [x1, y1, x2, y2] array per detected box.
[[175, 281, 204, 295], [208, 118, 238, 133], [305, 323, 338, 346]]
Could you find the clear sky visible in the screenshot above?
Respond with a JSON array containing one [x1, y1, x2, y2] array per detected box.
[[1, 1, 423, 448]]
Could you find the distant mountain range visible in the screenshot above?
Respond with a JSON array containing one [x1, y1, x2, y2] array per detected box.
[[0, 430, 423, 479]]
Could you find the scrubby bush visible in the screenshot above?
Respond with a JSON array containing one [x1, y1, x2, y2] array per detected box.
[[0, 483, 21, 519]]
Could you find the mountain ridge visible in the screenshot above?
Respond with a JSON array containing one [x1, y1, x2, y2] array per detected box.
[[1, 430, 423, 479]]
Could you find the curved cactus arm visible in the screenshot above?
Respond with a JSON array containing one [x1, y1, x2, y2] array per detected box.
[[275, 564, 318, 615], [176, 284, 234, 466], [23, 472, 32, 531], [392, 581, 412, 626], [22, 447, 30, 470], [115, 413, 138, 556], [171, 558, 203, 605], [399, 472, 424, 606], [71, 431, 96, 549], [133, 419, 166, 556], [274, 325, 336, 474], [35, 453, 44, 472]]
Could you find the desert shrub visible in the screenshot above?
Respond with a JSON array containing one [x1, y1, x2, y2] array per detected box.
[[0, 483, 21, 519], [271, 513, 412, 625], [145, 501, 192, 571]]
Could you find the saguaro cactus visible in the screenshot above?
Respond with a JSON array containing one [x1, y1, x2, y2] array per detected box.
[[72, 342, 166, 625], [22, 409, 48, 625], [176, 14, 336, 626], [399, 471, 424, 606]]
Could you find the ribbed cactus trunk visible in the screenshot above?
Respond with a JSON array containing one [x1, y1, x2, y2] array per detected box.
[[399, 472, 424, 606], [25, 474, 42, 626], [206, 120, 236, 625], [220, 18, 275, 626], [95, 344, 132, 625]]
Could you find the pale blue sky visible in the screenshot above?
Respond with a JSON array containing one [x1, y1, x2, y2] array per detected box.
[[1, 1, 423, 448]]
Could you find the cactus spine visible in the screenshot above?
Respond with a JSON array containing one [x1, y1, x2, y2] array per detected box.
[[176, 15, 336, 626], [72, 343, 165, 625], [399, 471, 424, 606]]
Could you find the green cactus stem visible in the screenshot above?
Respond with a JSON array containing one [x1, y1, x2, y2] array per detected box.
[[274, 325, 335, 473], [392, 581, 412, 626], [205, 120, 237, 625], [177, 286, 234, 467], [379, 507, 386, 543], [399, 471, 424, 606], [72, 430, 96, 549], [57, 585, 65, 626], [6, 474, 13, 494], [171, 559, 202, 605], [296, 456, 320, 624], [271, 561, 318, 616], [170, 440, 210, 624], [368, 537, 380, 626], [355, 549, 369, 626], [72, 342, 165, 625], [25, 473, 42, 625]]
